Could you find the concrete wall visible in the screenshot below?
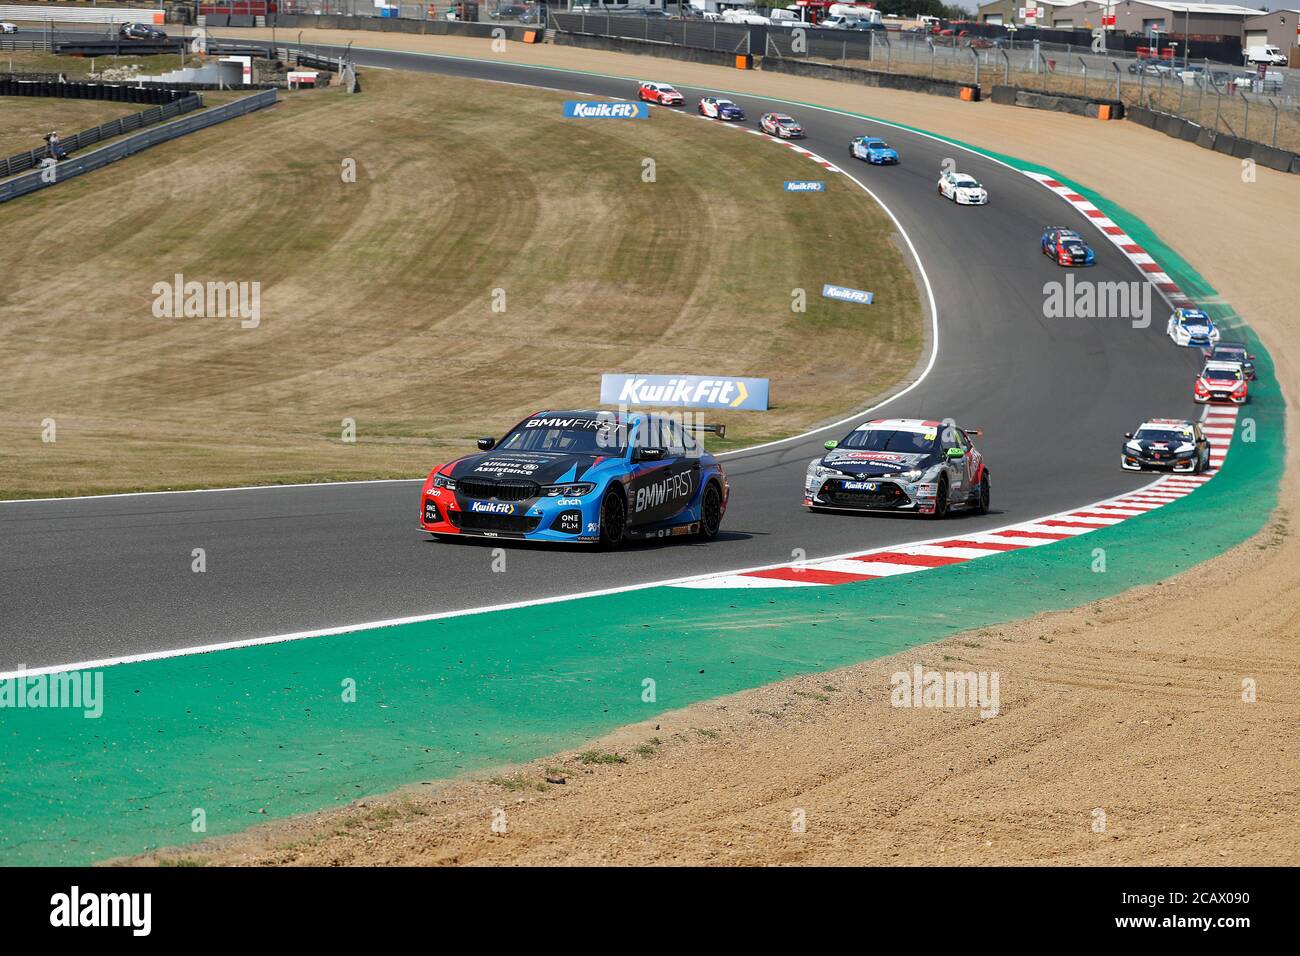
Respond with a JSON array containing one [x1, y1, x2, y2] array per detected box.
[[552, 31, 742, 69], [763, 58, 975, 99]]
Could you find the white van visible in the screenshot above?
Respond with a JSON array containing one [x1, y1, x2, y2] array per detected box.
[[1245, 45, 1287, 66]]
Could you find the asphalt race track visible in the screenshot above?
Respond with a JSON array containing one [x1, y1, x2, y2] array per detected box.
[[0, 44, 1209, 669]]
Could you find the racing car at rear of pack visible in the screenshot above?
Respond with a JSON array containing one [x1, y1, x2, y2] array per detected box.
[[804, 418, 988, 518], [420, 411, 728, 547]]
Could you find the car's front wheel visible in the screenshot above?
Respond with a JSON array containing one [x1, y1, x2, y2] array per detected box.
[[697, 482, 723, 541], [927, 476, 950, 518], [599, 489, 627, 549]]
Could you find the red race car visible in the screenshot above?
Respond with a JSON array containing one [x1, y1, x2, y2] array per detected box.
[[637, 81, 684, 106], [1194, 361, 1249, 405]]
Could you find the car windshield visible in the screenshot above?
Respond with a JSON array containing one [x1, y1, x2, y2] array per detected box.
[[839, 427, 938, 454], [1205, 367, 1242, 381], [498, 416, 627, 454], [954, 176, 979, 187], [1212, 347, 1246, 361], [866, 139, 887, 148], [778, 118, 799, 126], [1181, 312, 1209, 325], [1135, 428, 1189, 443]]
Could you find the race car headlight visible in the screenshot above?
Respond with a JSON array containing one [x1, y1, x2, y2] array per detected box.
[[810, 464, 846, 480], [433, 474, 456, 490], [1125, 441, 1142, 452], [543, 482, 596, 497], [892, 469, 924, 481]]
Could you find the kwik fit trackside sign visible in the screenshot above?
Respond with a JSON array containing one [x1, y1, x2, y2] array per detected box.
[[602, 374, 770, 411], [564, 101, 649, 119], [784, 181, 824, 192], [822, 283, 874, 305]]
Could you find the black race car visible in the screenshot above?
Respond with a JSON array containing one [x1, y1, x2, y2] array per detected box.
[[119, 22, 168, 40], [804, 417, 988, 518], [1210, 341, 1256, 380], [1121, 418, 1211, 473]]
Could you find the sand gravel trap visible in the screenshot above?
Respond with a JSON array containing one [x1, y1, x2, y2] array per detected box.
[[135, 32, 1299, 867]]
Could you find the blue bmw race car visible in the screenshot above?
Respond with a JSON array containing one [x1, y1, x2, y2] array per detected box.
[[420, 410, 729, 547], [849, 136, 900, 165]]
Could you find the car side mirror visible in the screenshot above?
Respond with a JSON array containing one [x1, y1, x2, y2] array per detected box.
[[946, 447, 965, 459], [1124, 432, 1133, 439], [635, 447, 665, 462], [824, 440, 838, 450], [476, 437, 496, 450], [1249, 355, 1256, 361]]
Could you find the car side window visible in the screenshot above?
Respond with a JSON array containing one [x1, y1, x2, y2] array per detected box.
[[649, 417, 685, 456]]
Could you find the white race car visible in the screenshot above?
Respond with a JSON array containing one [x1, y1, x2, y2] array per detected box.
[[1166, 307, 1220, 350], [938, 171, 988, 205], [698, 96, 745, 121], [760, 112, 805, 138], [0, 22, 19, 34]]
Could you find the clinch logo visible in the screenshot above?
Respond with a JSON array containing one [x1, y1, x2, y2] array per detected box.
[[634, 472, 692, 512], [470, 501, 515, 515]]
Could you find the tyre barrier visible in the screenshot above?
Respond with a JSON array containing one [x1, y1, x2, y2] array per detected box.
[[1126, 105, 1300, 175], [0, 80, 191, 104], [989, 85, 1124, 119]]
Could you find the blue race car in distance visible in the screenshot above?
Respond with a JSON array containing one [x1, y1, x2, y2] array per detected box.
[[1040, 227, 1096, 266], [420, 410, 729, 547], [849, 136, 900, 165]]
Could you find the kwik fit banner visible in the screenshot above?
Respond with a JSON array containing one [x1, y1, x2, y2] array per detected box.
[[564, 101, 649, 119], [601, 374, 770, 411]]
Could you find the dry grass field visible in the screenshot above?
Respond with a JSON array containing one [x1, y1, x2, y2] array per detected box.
[[0, 99, 153, 159], [0, 69, 922, 498]]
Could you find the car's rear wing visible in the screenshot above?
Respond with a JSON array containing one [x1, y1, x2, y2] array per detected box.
[[684, 422, 727, 439]]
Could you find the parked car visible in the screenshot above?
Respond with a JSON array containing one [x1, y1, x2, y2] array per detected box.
[[1127, 60, 1173, 77], [0, 22, 19, 34], [489, 4, 528, 20]]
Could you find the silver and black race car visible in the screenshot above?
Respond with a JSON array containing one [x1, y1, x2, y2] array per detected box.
[[1121, 418, 1211, 473], [804, 418, 988, 517]]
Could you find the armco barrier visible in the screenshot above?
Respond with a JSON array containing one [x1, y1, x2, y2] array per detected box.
[[761, 57, 971, 99], [552, 31, 741, 70], [1, 93, 204, 179], [0, 88, 276, 204], [1127, 107, 1300, 175]]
